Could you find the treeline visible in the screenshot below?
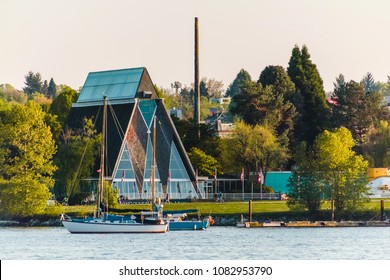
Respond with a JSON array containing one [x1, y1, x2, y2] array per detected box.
[[1, 44, 390, 218], [162, 45, 390, 217], [0, 74, 101, 218]]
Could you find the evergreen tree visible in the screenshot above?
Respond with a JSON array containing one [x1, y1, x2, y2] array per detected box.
[[47, 78, 57, 98], [42, 80, 48, 96], [225, 69, 252, 97], [361, 72, 378, 94], [258, 65, 297, 142], [331, 80, 389, 152], [287, 45, 330, 146], [23, 71, 43, 95]]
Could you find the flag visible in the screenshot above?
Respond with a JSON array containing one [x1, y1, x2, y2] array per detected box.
[[97, 169, 101, 173], [240, 168, 244, 182], [167, 171, 170, 183], [121, 170, 125, 182], [258, 168, 263, 184]]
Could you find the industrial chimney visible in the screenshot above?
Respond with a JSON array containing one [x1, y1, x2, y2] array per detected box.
[[194, 17, 200, 125]]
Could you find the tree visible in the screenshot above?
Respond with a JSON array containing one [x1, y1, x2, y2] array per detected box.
[[53, 118, 101, 201], [0, 84, 27, 104], [258, 65, 297, 142], [331, 80, 389, 152], [287, 45, 330, 146], [363, 121, 390, 167], [47, 78, 57, 98], [172, 117, 219, 158], [287, 128, 370, 216], [229, 76, 296, 146], [314, 127, 370, 214], [205, 78, 224, 99], [220, 120, 289, 185], [361, 72, 379, 94], [42, 80, 48, 96], [154, 85, 179, 110], [188, 147, 220, 176], [49, 86, 79, 126], [23, 71, 43, 96], [225, 69, 252, 97], [0, 102, 57, 218], [287, 143, 323, 214]]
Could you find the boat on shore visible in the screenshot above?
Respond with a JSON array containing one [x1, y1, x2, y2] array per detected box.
[[61, 96, 168, 234]]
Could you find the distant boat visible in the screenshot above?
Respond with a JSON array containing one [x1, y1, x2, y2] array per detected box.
[[61, 96, 168, 234], [236, 215, 246, 228]]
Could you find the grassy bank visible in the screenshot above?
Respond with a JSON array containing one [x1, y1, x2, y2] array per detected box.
[[3, 199, 389, 224], [61, 199, 390, 221]]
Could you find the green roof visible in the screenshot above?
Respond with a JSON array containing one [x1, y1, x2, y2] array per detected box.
[[77, 67, 145, 103]]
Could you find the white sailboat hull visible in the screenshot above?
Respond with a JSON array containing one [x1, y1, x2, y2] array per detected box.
[[62, 220, 168, 234]]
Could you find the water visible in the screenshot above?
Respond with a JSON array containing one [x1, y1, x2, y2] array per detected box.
[[1, 226, 390, 260]]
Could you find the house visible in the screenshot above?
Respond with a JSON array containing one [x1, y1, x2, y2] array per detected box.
[[67, 67, 201, 201]]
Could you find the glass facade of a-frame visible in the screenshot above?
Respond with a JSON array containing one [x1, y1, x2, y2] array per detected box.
[[112, 99, 197, 201]]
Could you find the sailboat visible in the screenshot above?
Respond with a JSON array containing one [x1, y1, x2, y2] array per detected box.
[[61, 96, 168, 233]]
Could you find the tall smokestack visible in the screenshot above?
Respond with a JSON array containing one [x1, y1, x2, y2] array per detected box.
[[194, 17, 200, 124]]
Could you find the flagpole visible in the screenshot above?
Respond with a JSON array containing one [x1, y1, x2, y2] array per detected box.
[[241, 168, 244, 200]]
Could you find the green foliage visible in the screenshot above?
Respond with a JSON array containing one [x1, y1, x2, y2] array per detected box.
[[102, 181, 119, 209], [331, 79, 389, 152], [314, 127, 370, 213], [49, 86, 79, 126], [0, 84, 27, 104], [288, 128, 370, 215], [154, 84, 179, 110], [287, 143, 323, 214], [226, 69, 252, 97], [171, 117, 219, 158], [364, 121, 390, 167], [287, 45, 330, 146], [23, 71, 43, 96], [188, 147, 220, 176], [0, 102, 57, 218], [229, 73, 296, 147], [220, 120, 289, 181], [53, 118, 101, 200], [47, 78, 57, 98]]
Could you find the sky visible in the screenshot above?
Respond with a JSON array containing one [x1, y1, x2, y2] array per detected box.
[[1, 0, 390, 93]]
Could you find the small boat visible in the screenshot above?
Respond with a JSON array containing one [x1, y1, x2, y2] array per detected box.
[[165, 213, 210, 230], [61, 214, 167, 233], [61, 96, 168, 234], [236, 215, 246, 228], [161, 207, 211, 230]]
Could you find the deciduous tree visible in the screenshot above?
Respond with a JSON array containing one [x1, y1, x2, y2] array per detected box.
[[0, 102, 57, 218]]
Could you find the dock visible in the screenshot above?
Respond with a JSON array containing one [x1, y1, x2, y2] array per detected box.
[[242, 220, 390, 228]]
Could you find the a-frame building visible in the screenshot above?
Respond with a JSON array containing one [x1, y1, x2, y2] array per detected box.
[[67, 67, 201, 201]]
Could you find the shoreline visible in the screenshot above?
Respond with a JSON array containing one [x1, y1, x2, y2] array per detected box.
[[2, 214, 390, 228]]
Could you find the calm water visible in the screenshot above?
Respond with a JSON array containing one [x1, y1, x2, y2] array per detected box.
[[1, 226, 390, 260]]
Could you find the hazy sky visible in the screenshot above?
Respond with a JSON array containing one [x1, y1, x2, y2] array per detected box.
[[1, 0, 390, 93]]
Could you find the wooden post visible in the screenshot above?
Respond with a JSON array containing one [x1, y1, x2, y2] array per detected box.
[[331, 199, 335, 222], [249, 200, 253, 223], [381, 200, 385, 221]]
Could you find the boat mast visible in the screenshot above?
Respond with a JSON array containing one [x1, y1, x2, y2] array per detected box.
[[97, 95, 107, 218], [151, 115, 156, 207]]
